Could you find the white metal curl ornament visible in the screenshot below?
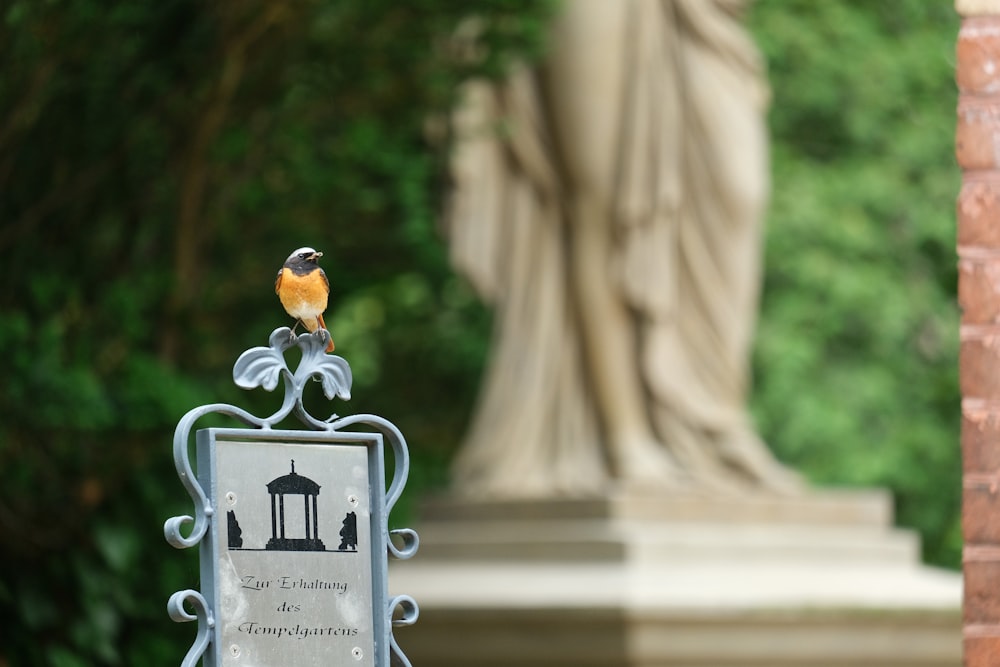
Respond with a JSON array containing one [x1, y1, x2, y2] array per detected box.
[[164, 327, 418, 667]]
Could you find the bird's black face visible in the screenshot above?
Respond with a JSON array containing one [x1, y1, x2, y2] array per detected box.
[[298, 250, 322, 262], [282, 247, 325, 276]]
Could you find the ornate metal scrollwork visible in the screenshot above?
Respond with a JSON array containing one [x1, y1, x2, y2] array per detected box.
[[166, 590, 214, 667], [387, 595, 420, 667]]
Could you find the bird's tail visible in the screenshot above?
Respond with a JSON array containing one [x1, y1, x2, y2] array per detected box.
[[317, 313, 335, 353]]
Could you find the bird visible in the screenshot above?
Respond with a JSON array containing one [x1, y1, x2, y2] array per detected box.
[[275, 246, 335, 353]]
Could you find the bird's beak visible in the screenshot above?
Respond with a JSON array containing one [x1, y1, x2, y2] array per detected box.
[[310, 251, 323, 261]]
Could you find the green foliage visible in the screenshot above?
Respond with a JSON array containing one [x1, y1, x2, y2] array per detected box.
[[748, 0, 961, 567], [0, 1, 552, 664]]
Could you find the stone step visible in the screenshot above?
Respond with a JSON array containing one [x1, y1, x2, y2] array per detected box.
[[389, 560, 961, 666], [419, 487, 895, 527], [411, 519, 922, 565]]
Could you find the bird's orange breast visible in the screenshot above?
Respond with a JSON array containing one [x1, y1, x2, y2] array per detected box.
[[277, 267, 328, 319]]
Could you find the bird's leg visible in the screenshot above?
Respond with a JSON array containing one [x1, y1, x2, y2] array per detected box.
[[287, 319, 302, 343]]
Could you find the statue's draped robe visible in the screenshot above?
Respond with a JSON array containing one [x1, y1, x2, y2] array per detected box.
[[447, 0, 794, 497]]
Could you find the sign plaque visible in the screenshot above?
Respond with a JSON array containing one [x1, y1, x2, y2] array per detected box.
[[211, 434, 376, 665], [165, 329, 418, 667]]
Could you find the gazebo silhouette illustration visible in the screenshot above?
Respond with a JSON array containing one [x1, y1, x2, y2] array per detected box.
[[265, 460, 325, 552]]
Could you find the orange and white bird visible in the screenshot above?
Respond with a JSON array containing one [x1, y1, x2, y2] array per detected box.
[[275, 247, 335, 353]]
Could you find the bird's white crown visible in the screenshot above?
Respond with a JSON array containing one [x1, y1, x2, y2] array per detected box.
[[286, 247, 318, 262]]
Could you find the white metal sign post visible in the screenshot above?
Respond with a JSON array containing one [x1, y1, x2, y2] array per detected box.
[[164, 328, 418, 666]]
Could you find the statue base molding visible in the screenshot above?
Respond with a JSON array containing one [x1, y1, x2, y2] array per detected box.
[[390, 488, 960, 666]]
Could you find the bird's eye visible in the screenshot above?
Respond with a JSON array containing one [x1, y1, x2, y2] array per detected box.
[[299, 253, 309, 259]]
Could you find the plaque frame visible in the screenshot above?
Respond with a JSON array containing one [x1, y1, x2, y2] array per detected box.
[[164, 328, 418, 667]]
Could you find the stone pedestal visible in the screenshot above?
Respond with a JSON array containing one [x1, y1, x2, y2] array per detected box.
[[389, 488, 961, 666]]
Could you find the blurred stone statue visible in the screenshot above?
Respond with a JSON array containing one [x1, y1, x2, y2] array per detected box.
[[445, 0, 801, 497]]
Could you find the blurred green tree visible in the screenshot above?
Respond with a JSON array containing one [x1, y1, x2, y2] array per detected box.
[[0, 1, 552, 664], [749, 0, 961, 567]]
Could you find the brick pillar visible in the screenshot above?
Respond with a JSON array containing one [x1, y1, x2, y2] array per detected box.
[[958, 1, 1000, 664]]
